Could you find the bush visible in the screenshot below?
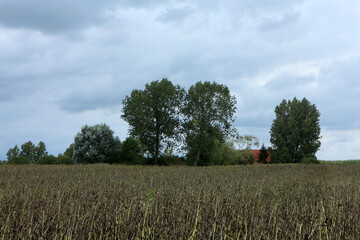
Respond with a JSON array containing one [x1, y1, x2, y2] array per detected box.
[[301, 156, 320, 164], [119, 137, 144, 164], [238, 150, 255, 165], [38, 155, 74, 165], [56, 155, 74, 165], [158, 155, 186, 166], [7, 156, 29, 164], [38, 155, 57, 164]]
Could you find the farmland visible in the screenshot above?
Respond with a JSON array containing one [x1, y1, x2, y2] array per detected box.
[[0, 164, 360, 239]]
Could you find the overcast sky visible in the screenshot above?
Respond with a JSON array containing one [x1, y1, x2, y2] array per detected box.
[[0, 0, 359, 160]]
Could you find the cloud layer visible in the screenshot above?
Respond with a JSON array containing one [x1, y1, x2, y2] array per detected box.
[[1, 0, 360, 160]]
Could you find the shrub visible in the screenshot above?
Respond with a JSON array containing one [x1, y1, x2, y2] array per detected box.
[[158, 155, 186, 166], [119, 137, 144, 164], [301, 156, 320, 164], [238, 150, 255, 165], [7, 156, 29, 164], [38, 155, 57, 164], [56, 155, 74, 165]]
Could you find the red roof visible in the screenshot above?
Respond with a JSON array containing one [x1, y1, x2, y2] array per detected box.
[[251, 150, 271, 164]]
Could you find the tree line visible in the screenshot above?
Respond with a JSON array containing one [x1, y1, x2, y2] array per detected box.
[[4, 79, 321, 165]]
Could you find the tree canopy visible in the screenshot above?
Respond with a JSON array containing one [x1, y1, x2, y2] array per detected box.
[[182, 81, 237, 165], [122, 78, 184, 164], [270, 97, 321, 163], [74, 124, 120, 164]]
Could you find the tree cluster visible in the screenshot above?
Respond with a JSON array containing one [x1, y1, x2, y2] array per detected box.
[[6, 141, 74, 165], [4, 81, 322, 165], [122, 79, 238, 166]]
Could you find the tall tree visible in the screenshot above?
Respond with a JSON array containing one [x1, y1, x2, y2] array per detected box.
[[74, 124, 120, 164], [182, 81, 237, 166], [34, 141, 48, 162], [6, 145, 20, 161], [63, 143, 75, 159], [270, 97, 321, 163], [122, 78, 184, 164], [258, 144, 269, 164], [20, 141, 36, 163]]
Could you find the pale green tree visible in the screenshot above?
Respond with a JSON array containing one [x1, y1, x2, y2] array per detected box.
[[74, 124, 120, 164]]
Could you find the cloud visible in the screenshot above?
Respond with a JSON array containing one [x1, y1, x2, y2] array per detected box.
[[0, 1, 117, 33], [157, 6, 195, 23], [0, 0, 360, 160], [319, 128, 360, 160]]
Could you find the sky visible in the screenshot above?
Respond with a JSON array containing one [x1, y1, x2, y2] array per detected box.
[[0, 0, 360, 160]]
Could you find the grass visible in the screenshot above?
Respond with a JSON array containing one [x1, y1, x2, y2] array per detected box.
[[1, 164, 360, 239], [319, 159, 360, 164]]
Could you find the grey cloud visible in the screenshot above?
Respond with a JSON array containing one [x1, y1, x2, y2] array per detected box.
[[0, 0, 116, 33], [59, 82, 124, 113], [315, 56, 360, 129]]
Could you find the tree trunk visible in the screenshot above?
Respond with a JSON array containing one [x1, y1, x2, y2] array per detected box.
[[154, 122, 160, 164], [194, 146, 201, 166]]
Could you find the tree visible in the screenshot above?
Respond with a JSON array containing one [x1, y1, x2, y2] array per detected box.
[[258, 144, 269, 164], [235, 134, 259, 150], [122, 78, 184, 164], [7, 156, 29, 164], [20, 141, 36, 163], [270, 97, 321, 163], [74, 124, 120, 164], [63, 143, 75, 159], [6, 145, 20, 161], [119, 137, 143, 164], [34, 141, 48, 163], [182, 81, 237, 166]]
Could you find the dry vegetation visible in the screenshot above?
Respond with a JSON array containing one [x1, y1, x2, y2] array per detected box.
[[1, 164, 360, 239]]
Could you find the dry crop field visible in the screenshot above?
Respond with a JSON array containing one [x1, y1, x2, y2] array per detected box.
[[0, 164, 360, 239]]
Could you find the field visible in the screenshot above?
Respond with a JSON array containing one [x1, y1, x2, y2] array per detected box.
[[1, 164, 360, 239]]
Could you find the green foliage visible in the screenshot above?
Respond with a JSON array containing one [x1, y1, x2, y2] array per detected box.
[[238, 149, 255, 165], [7, 156, 29, 164], [6, 145, 20, 161], [8, 141, 48, 163], [258, 144, 269, 164], [119, 137, 144, 164], [301, 155, 320, 164], [235, 134, 259, 150], [182, 81, 237, 166], [38, 155, 58, 164], [34, 141, 48, 162], [158, 155, 186, 166], [122, 78, 184, 164], [56, 155, 74, 165], [319, 160, 360, 164], [38, 155, 74, 165], [20, 141, 36, 163], [63, 143, 75, 159], [270, 97, 321, 163], [74, 124, 120, 164]]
